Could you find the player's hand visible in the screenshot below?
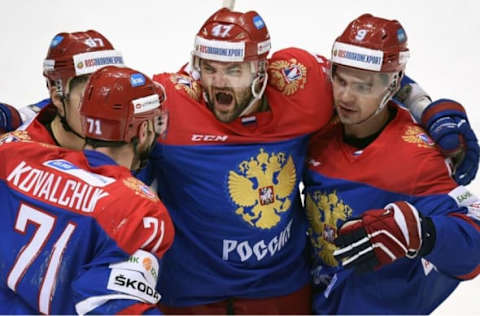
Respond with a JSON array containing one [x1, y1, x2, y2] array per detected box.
[[421, 99, 479, 185], [333, 201, 435, 273], [0, 102, 22, 134]]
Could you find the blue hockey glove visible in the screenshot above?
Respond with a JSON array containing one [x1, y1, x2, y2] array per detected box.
[[421, 99, 479, 185]]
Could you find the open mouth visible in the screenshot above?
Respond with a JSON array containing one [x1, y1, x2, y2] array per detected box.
[[214, 91, 234, 112], [215, 92, 233, 105]]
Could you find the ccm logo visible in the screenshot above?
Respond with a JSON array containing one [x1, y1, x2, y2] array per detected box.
[[192, 134, 228, 142]]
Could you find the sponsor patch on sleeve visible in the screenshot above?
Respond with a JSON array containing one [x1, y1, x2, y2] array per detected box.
[[449, 186, 480, 221], [109, 249, 159, 287], [449, 186, 479, 207], [107, 269, 161, 304]]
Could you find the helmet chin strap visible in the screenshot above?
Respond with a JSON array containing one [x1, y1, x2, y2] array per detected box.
[[348, 73, 400, 126], [238, 72, 268, 117]]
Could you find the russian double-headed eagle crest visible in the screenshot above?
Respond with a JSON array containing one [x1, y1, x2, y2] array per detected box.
[[123, 177, 159, 202], [268, 58, 307, 96], [0, 130, 31, 144], [228, 148, 296, 229], [402, 125, 435, 148], [305, 190, 352, 267], [170, 74, 202, 102]]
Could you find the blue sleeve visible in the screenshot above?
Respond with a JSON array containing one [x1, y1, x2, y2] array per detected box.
[[72, 264, 162, 314], [427, 214, 480, 279], [411, 192, 480, 279]]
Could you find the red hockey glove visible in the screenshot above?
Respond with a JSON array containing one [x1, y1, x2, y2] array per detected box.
[[333, 201, 435, 273]]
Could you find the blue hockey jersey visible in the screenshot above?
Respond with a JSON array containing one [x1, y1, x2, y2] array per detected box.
[[0, 139, 174, 314], [305, 105, 480, 314], [144, 47, 334, 307]]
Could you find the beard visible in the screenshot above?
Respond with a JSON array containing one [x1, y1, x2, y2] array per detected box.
[[207, 86, 253, 123], [131, 133, 158, 172]]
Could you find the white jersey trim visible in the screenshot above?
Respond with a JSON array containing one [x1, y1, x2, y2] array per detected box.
[[75, 293, 142, 315]]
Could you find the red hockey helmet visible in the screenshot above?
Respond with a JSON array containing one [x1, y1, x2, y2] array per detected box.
[[80, 66, 166, 143], [331, 14, 409, 72], [43, 30, 124, 95], [193, 8, 271, 62]]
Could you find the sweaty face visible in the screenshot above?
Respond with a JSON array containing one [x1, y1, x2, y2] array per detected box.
[[199, 59, 254, 123], [332, 65, 393, 126]]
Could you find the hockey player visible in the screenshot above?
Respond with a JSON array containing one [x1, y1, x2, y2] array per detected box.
[[147, 8, 333, 314], [305, 14, 480, 314], [8, 30, 124, 148], [0, 65, 173, 314], [142, 8, 479, 314]]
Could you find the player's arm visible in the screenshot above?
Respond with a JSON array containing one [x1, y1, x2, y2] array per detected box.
[[333, 194, 480, 278], [418, 186, 480, 280], [16, 98, 50, 125], [333, 155, 480, 278], [73, 249, 162, 315], [76, 194, 174, 314], [394, 76, 479, 185], [0, 99, 50, 133]]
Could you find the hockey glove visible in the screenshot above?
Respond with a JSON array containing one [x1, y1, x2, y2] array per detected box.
[[420, 99, 479, 185], [0, 102, 22, 134], [333, 201, 435, 273]]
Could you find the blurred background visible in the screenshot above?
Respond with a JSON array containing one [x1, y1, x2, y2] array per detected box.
[[1, 1, 478, 313]]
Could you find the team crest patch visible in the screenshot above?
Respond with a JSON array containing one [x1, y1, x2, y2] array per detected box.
[[228, 148, 296, 229], [123, 177, 159, 202], [170, 74, 202, 102], [268, 58, 307, 95], [0, 130, 32, 144], [305, 191, 352, 267], [402, 126, 435, 148]]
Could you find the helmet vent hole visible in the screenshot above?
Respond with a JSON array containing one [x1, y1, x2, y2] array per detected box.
[[112, 104, 123, 110]]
